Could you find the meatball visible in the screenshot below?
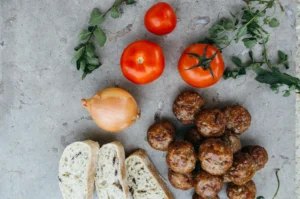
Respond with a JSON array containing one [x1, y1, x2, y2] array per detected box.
[[172, 91, 205, 124], [184, 128, 202, 146], [147, 121, 175, 151], [224, 105, 251, 135], [166, 141, 197, 174], [168, 169, 194, 190], [193, 193, 220, 199], [222, 131, 242, 154], [224, 152, 256, 185], [199, 138, 233, 175], [227, 180, 256, 199], [195, 109, 227, 137], [242, 146, 268, 171], [194, 171, 223, 198]]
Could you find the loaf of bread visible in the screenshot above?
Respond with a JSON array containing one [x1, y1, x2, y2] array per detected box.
[[125, 149, 174, 199], [95, 141, 130, 199], [58, 140, 99, 199]]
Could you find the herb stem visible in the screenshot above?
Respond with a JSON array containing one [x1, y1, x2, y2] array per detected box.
[[272, 169, 280, 199], [262, 35, 272, 69], [85, 0, 126, 45], [238, 0, 276, 36]]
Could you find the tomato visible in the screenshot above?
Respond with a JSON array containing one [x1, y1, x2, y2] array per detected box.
[[178, 44, 225, 88], [120, 40, 165, 84], [144, 2, 177, 35]]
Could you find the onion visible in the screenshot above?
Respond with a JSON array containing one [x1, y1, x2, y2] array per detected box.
[[81, 87, 140, 133]]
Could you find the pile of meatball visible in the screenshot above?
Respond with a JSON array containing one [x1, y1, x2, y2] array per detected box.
[[147, 91, 269, 199]]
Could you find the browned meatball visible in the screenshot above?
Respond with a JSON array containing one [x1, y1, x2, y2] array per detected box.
[[147, 121, 175, 151], [227, 180, 256, 199], [224, 105, 251, 135], [224, 152, 256, 185], [173, 91, 205, 124], [168, 169, 194, 190], [166, 141, 197, 174], [199, 138, 233, 175], [194, 171, 223, 198], [242, 146, 268, 171], [184, 128, 202, 146], [195, 109, 227, 137], [193, 193, 220, 199], [222, 131, 242, 154]]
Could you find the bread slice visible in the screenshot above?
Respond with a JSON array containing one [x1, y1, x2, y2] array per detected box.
[[58, 140, 99, 199], [95, 141, 130, 199], [125, 149, 174, 199]]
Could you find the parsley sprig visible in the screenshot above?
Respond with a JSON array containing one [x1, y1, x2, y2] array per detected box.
[[202, 0, 299, 96], [72, 0, 136, 79]]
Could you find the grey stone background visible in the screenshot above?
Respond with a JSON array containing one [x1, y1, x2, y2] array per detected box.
[[1, 0, 299, 198]]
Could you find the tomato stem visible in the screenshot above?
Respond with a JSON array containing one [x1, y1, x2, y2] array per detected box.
[[185, 45, 218, 78]]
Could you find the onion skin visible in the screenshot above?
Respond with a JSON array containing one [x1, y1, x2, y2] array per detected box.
[[82, 87, 140, 133]]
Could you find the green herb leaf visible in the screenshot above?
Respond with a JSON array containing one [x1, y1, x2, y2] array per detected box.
[[209, 24, 226, 38], [79, 60, 86, 70], [278, 50, 289, 69], [249, 50, 254, 61], [126, 0, 136, 5], [232, 56, 243, 67], [111, 7, 120, 18], [223, 68, 246, 79], [85, 55, 99, 65], [87, 64, 100, 71], [72, 47, 85, 63], [283, 90, 290, 97], [74, 43, 85, 51], [89, 8, 105, 25], [269, 18, 280, 28], [255, 67, 300, 96], [86, 42, 96, 57], [221, 18, 236, 30], [214, 35, 230, 46], [236, 26, 248, 42], [76, 60, 81, 70], [88, 26, 95, 32], [78, 30, 91, 41], [242, 38, 257, 48], [93, 26, 107, 47], [82, 71, 89, 80], [278, 50, 288, 61]]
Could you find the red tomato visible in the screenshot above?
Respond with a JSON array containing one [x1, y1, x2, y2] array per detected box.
[[144, 2, 177, 35], [178, 44, 225, 88], [120, 40, 165, 84]]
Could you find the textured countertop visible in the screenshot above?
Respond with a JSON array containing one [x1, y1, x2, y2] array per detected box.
[[1, 0, 299, 198], [295, 1, 300, 198]]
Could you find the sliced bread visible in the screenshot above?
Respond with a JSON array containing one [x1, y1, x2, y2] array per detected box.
[[125, 149, 174, 199], [95, 141, 130, 199], [58, 140, 99, 199]]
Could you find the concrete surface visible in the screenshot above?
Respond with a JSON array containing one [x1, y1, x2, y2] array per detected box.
[[0, 0, 298, 198], [295, 1, 300, 198]]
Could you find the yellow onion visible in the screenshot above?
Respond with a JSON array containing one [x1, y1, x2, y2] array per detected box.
[[81, 87, 140, 133]]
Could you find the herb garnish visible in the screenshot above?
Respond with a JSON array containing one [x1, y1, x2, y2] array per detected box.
[[256, 169, 280, 199], [72, 0, 136, 79], [202, 0, 299, 96]]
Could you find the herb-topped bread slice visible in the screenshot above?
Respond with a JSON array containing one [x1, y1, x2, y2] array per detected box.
[[95, 141, 130, 199], [125, 149, 174, 199], [58, 140, 99, 199]]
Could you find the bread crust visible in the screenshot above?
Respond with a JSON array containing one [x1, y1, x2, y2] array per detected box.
[[126, 149, 174, 199], [59, 140, 100, 199], [95, 141, 130, 199]]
